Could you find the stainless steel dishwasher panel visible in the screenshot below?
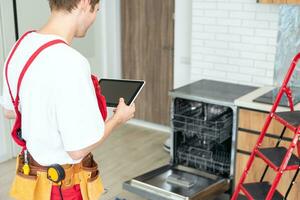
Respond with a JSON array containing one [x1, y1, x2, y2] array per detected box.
[[123, 165, 230, 200]]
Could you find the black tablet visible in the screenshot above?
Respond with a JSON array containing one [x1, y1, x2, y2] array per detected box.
[[99, 79, 145, 107]]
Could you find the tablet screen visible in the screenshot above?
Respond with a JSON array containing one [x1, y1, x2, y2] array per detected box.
[[99, 79, 145, 107]]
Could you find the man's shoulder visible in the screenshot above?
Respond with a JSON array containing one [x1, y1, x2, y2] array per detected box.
[[45, 43, 90, 72], [23, 32, 88, 67], [50, 44, 88, 65], [45, 45, 91, 81]]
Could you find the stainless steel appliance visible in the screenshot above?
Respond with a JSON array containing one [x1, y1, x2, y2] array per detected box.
[[123, 79, 257, 200]]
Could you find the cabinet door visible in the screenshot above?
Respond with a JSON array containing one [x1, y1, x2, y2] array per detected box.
[[272, 0, 286, 3], [238, 108, 294, 139], [258, 0, 275, 3], [237, 131, 292, 152], [121, 0, 174, 125], [235, 152, 266, 185]]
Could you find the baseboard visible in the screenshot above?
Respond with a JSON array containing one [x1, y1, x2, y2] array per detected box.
[[0, 154, 11, 163], [127, 119, 171, 134]]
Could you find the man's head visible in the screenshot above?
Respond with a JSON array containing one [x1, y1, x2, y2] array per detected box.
[[48, 0, 99, 12], [48, 0, 100, 38]]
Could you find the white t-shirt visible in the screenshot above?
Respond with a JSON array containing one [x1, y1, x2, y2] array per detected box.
[[1, 32, 104, 165]]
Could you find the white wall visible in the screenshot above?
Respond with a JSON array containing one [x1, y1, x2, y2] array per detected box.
[[173, 0, 193, 89], [189, 0, 279, 86], [102, 0, 122, 79], [173, 0, 280, 88], [0, 0, 18, 162]]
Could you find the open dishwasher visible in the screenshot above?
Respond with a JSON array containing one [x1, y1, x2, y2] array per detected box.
[[123, 79, 258, 200]]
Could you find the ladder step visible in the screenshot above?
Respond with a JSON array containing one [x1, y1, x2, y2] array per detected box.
[[274, 111, 300, 130], [242, 182, 283, 200], [257, 147, 299, 171], [237, 194, 248, 200]]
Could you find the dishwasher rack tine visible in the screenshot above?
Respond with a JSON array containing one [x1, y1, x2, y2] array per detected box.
[[231, 53, 300, 200]]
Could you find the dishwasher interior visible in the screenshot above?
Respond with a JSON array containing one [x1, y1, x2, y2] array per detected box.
[[123, 97, 234, 200], [173, 98, 232, 178]]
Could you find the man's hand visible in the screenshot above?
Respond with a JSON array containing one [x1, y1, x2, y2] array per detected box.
[[113, 98, 135, 124]]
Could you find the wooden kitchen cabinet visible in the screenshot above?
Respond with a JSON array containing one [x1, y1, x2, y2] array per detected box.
[[238, 108, 295, 138], [121, 0, 174, 126], [258, 0, 300, 3], [235, 108, 300, 199]]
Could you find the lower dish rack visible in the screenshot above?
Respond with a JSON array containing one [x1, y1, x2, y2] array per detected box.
[[176, 145, 230, 177]]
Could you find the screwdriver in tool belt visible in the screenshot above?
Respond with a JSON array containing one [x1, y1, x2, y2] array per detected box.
[[22, 150, 30, 175]]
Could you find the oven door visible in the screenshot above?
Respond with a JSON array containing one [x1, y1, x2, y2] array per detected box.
[[123, 164, 230, 200]]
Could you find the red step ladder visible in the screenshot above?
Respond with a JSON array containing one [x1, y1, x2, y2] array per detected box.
[[231, 53, 300, 200]]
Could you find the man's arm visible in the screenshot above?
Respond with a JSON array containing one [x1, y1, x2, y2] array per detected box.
[[4, 109, 16, 119]]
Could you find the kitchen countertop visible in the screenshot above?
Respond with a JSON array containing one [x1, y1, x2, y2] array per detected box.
[[169, 79, 300, 112], [169, 79, 258, 107], [234, 86, 300, 112]]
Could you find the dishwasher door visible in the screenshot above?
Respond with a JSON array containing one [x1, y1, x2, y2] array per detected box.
[[123, 164, 230, 200]]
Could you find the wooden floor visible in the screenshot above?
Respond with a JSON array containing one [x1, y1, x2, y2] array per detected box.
[[0, 124, 170, 200]]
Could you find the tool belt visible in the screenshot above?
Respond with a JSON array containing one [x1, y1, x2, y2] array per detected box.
[[10, 152, 104, 200]]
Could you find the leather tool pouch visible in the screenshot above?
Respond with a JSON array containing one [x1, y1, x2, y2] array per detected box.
[[10, 153, 103, 200], [79, 154, 104, 200], [10, 155, 52, 200]]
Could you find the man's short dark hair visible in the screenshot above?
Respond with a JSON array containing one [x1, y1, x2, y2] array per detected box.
[[48, 0, 100, 12]]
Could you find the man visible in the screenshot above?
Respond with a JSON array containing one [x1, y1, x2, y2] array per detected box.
[[1, 0, 135, 199]]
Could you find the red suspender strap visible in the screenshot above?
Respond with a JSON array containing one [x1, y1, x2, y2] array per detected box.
[[5, 31, 35, 106], [5, 31, 66, 149], [14, 39, 67, 106]]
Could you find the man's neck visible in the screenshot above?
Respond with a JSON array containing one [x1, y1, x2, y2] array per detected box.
[[37, 11, 77, 45]]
